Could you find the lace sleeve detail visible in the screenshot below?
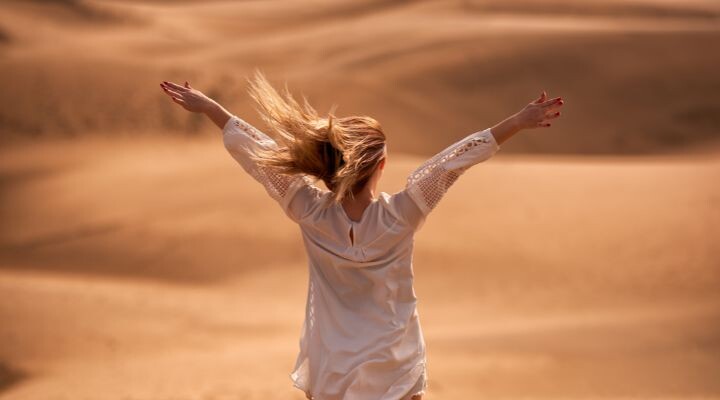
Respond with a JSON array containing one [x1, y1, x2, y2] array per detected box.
[[405, 127, 500, 215], [222, 115, 309, 218]]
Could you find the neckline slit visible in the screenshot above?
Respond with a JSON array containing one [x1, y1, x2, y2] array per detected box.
[[339, 198, 379, 225]]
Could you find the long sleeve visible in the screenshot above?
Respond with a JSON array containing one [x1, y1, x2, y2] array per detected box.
[[222, 115, 315, 222], [403, 127, 500, 217]]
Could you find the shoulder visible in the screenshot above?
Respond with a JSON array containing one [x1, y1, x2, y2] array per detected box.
[[293, 176, 330, 206], [378, 191, 393, 206], [378, 191, 425, 231], [289, 177, 336, 221]]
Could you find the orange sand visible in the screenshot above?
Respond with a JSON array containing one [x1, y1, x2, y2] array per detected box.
[[1, 1, 719, 399]]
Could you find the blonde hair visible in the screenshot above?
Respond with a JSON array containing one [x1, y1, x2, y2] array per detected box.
[[245, 69, 387, 205]]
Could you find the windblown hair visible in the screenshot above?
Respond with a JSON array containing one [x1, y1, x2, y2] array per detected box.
[[246, 69, 387, 205]]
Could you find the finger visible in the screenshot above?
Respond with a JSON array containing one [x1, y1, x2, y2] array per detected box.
[[160, 85, 176, 97], [537, 121, 551, 127], [533, 91, 547, 104], [185, 81, 191, 89], [162, 89, 183, 100], [162, 86, 183, 98], [544, 101, 564, 112], [160, 83, 175, 94], [162, 81, 189, 92], [540, 97, 563, 108], [171, 97, 187, 106], [162, 81, 187, 92], [545, 111, 561, 119]]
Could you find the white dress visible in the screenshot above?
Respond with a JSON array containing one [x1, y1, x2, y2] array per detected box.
[[222, 115, 501, 400]]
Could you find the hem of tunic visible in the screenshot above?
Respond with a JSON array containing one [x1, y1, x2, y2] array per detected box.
[[401, 373, 428, 400], [291, 379, 313, 400], [290, 368, 313, 400], [290, 358, 428, 400], [405, 390, 426, 400]]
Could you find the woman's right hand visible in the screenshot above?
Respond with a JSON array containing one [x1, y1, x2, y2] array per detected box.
[[512, 91, 564, 129], [160, 81, 216, 113], [160, 80, 233, 129]]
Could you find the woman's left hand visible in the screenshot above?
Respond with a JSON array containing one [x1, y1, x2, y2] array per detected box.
[[160, 81, 216, 113], [512, 91, 564, 130]]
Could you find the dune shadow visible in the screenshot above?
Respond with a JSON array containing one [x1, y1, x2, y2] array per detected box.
[[0, 26, 10, 44], [0, 165, 64, 189], [0, 362, 27, 395], [0, 227, 305, 285], [24, 0, 130, 23]]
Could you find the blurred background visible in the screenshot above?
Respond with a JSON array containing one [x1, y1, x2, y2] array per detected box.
[[1, 0, 718, 399]]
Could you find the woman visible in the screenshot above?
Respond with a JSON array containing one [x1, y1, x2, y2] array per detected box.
[[160, 70, 564, 400]]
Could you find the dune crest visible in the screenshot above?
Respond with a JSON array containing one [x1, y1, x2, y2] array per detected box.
[[1, 0, 719, 154]]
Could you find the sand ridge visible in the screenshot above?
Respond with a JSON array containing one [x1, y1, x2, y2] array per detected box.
[[0, 0, 718, 154]]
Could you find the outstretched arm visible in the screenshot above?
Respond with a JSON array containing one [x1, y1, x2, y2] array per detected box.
[[159, 80, 313, 223], [160, 80, 233, 129], [396, 90, 566, 226]]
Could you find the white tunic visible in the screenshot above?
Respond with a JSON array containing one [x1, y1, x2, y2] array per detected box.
[[222, 115, 501, 400]]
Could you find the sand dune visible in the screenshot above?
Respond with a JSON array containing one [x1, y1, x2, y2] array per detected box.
[[1, 134, 719, 399], [0, 0, 718, 154], [2, 136, 718, 288], [1, 1, 719, 399]]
